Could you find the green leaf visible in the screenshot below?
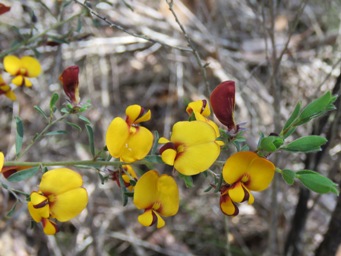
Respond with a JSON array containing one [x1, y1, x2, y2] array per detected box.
[[34, 106, 49, 121], [259, 136, 284, 152], [150, 130, 160, 155], [78, 115, 91, 124], [7, 166, 40, 182], [6, 201, 18, 218], [179, 173, 193, 188], [118, 173, 129, 206], [15, 117, 24, 156], [282, 135, 327, 153], [49, 92, 59, 114], [281, 169, 296, 185], [281, 101, 301, 137], [66, 121, 82, 131], [295, 91, 337, 126], [45, 130, 68, 136], [297, 170, 339, 195], [143, 155, 163, 164], [85, 124, 95, 157]]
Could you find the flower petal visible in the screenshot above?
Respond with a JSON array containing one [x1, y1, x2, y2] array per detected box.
[[39, 168, 83, 195], [154, 211, 166, 228], [12, 76, 23, 86], [59, 66, 80, 104], [106, 117, 130, 159], [157, 174, 179, 217], [220, 194, 239, 216], [0, 152, 4, 170], [186, 100, 210, 117], [228, 182, 247, 203], [50, 187, 88, 222], [223, 151, 258, 185], [133, 170, 158, 210], [3, 55, 20, 75], [28, 202, 43, 222], [246, 157, 275, 191], [21, 56, 42, 77], [42, 218, 58, 235], [160, 147, 177, 166], [137, 209, 154, 227], [126, 105, 151, 124], [119, 126, 153, 162], [23, 77, 32, 87]]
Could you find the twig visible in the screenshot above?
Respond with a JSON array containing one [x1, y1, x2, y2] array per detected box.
[[73, 0, 191, 52], [165, 0, 211, 96]]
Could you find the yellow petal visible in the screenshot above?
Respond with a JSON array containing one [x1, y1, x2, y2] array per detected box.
[[158, 137, 170, 144], [5, 90, 16, 101], [28, 202, 43, 222], [137, 209, 154, 227], [228, 182, 247, 203], [134, 170, 158, 209], [154, 211, 165, 228], [246, 157, 275, 191], [223, 151, 258, 185], [42, 218, 58, 235], [156, 174, 179, 217], [23, 77, 32, 87], [174, 141, 220, 175], [11, 76, 23, 86], [119, 126, 153, 163], [194, 112, 220, 137], [3, 55, 20, 75], [105, 117, 129, 159], [0, 152, 4, 170], [50, 187, 88, 222], [186, 100, 210, 117], [160, 148, 176, 166], [39, 168, 83, 195], [21, 56, 42, 77], [126, 105, 151, 124], [220, 194, 239, 216]]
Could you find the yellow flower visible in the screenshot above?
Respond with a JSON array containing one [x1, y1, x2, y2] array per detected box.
[[110, 165, 138, 191], [28, 168, 88, 235], [3, 55, 42, 87], [106, 105, 153, 163], [0, 152, 4, 170], [186, 99, 211, 117], [220, 151, 275, 216], [0, 75, 16, 101], [159, 121, 223, 176], [133, 170, 179, 228]]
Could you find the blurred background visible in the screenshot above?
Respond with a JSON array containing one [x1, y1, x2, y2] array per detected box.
[[0, 0, 340, 255]]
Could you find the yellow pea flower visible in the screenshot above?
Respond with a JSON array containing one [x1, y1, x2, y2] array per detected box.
[[220, 151, 275, 216], [133, 170, 179, 228], [106, 105, 153, 163], [0, 75, 16, 101], [28, 168, 88, 235], [186, 99, 211, 117], [159, 121, 223, 176], [3, 55, 42, 87], [0, 152, 4, 170]]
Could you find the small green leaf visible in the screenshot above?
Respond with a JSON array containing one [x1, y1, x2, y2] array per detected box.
[[6, 201, 18, 218], [118, 173, 129, 206], [281, 169, 296, 185], [45, 130, 68, 136], [150, 130, 160, 155], [282, 135, 327, 153], [7, 166, 40, 182], [49, 93, 59, 113], [297, 170, 339, 195], [179, 173, 193, 188], [283, 101, 301, 132], [34, 106, 49, 121], [15, 117, 24, 156], [259, 136, 284, 152], [144, 155, 163, 164], [66, 121, 82, 131], [85, 124, 95, 157], [78, 115, 91, 124]]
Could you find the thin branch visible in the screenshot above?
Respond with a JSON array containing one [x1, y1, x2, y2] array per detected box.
[[165, 0, 211, 96], [73, 0, 191, 52]]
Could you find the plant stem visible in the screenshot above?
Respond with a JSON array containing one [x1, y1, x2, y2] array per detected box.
[[4, 160, 124, 168]]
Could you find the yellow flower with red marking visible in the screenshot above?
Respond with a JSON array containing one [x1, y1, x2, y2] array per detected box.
[[106, 105, 153, 163], [28, 168, 88, 235], [0, 75, 16, 101], [220, 151, 275, 216], [159, 120, 223, 176], [133, 170, 179, 228], [3, 55, 41, 87]]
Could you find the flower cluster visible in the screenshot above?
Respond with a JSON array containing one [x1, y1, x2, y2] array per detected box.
[[0, 55, 42, 101]]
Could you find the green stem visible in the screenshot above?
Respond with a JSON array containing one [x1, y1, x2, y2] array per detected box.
[[16, 113, 69, 160], [4, 160, 124, 168]]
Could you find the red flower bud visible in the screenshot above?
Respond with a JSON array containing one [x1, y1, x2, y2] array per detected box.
[[1, 166, 33, 179], [210, 81, 236, 131], [0, 3, 10, 15], [59, 66, 80, 105]]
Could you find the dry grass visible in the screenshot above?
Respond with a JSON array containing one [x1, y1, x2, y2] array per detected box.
[[0, 0, 340, 255]]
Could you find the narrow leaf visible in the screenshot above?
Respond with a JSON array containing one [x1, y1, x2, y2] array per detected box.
[[49, 92, 59, 113], [34, 106, 49, 120], [297, 170, 339, 195], [6, 201, 18, 218], [282, 135, 327, 153], [66, 121, 82, 131], [282, 101, 301, 133], [7, 166, 40, 182], [45, 130, 68, 136], [78, 115, 91, 124], [85, 124, 95, 157], [281, 169, 296, 185], [15, 117, 24, 156]]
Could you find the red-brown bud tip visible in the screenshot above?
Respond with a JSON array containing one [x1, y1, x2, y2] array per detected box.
[[210, 81, 236, 131], [0, 3, 11, 15], [59, 66, 80, 105]]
